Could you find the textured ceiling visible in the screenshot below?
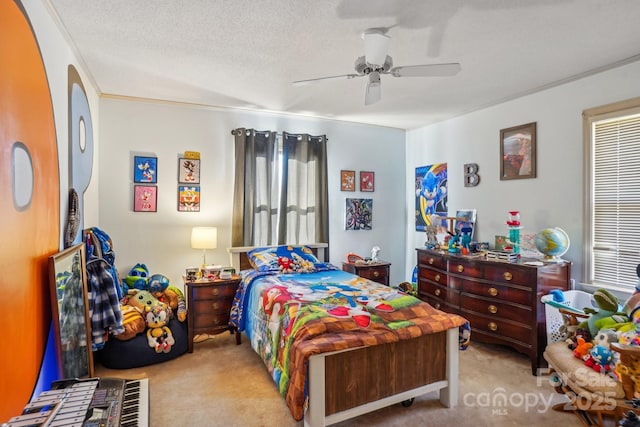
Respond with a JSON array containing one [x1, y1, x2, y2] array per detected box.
[[47, 0, 640, 130]]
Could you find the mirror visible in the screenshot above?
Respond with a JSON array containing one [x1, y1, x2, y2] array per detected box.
[[48, 242, 94, 378]]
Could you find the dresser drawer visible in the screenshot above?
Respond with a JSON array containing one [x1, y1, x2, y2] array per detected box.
[[483, 264, 535, 286], [461, 293, 532, 324], [461, 280, 533, 306], [418, 280, 459, 306], [417, 251, 446, 269], [190, 283, 238, 300], [462, 311, 533, 347], [421, 294, 456, 312], [417, 268, 447, 286], [449, 259, 482, 278]]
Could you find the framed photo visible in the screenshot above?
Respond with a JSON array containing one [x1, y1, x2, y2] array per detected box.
[[133, 185, 157, 212], [454, 209, 477, 239], [345, 198, 373, 230], [360, 171, 375, 192], [178, 158, 200, 184], [178, 185, 200, 212], [340, 170, 355, 191], [500, 122, 536, 180], [133, 156, 158, 183]]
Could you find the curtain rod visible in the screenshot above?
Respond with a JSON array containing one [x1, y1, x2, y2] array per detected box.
[[230, 128, 327, 141]]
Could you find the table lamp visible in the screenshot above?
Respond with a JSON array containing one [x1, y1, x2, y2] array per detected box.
[[191, 226, 217, 274]]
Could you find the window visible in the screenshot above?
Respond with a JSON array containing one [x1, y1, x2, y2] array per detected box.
[[584, 98, 640, 291], [231, 129, 329, 248]]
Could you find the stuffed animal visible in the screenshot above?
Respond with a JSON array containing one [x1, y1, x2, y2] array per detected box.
[[148, 274, 187, 322], [145, 305, 175, 353], [124, 263, 150, 293], [113, 304, 146, 341], [579, 288, 627, 336], [126, 289, 168, 315]]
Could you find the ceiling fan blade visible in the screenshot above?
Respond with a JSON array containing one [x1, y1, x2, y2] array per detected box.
[[363, 29, 390, 66], [292, 73, 360, 86], [364, 71, 381, 106], [390, 63, 461, 77]]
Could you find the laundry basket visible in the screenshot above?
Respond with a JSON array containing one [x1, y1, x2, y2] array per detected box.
[[541, 290, 596, 344]]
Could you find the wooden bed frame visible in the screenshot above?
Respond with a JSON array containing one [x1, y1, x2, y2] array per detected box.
[[227, 244, 460, 427]]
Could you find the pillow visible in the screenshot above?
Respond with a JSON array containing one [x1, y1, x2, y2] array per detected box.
[[247, 245, 320, 272]]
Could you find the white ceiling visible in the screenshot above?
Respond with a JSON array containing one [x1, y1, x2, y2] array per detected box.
[[47, 0, 640, 130]]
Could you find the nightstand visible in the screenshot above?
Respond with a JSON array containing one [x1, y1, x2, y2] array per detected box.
[[342, 261, 391, 285], [185, 276, 241, 352]]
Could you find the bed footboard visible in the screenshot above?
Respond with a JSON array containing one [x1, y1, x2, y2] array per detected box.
[[305, 327, 459, 427]]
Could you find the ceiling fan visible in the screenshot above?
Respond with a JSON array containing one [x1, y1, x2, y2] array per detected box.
[[292, 28, 461, 106]]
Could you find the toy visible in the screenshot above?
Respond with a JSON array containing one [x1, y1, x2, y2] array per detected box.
[[579, 288, 627, 336], [573, 336, 593, 360], [114, 304, 146, 341], [126, 289, 168, 315], [146, 305, 175, 353], [447, 230, 461, 254], [460, 226, 472, 255], [154, 284, 187, 322], [585, 345, 613, 372], [124, 263, 150, 293]]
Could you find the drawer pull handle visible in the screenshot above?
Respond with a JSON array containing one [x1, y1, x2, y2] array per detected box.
[[434, 288, 441, 296], [488, 322, 498, 331], [434, 274, 441, 282], [503, 272, 513, 281], [488, 305, 498, 314], [488, 287, 498, 297], [428, 258, 435, 265], [457, 265, 464, 273], [373, 271, 380, 277], [434, 303, 441, 310]]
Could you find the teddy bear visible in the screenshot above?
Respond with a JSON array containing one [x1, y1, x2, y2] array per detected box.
[[145, 304, 175, 353]]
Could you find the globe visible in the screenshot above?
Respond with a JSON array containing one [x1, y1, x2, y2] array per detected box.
[[534, 228, 570, 262]]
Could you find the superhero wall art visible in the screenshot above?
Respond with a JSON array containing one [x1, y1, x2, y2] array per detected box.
[[415, 163, 448, 231]]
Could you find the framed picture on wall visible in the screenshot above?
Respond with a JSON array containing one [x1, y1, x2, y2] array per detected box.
[[340, 170, 355, 191], [500, 122, 536, 180], [178, 158, 200, 184], [360, 171, 374, 192], [178, 185, 200, 212], [133, 156, 158, 183], [133, 185, 157, 212]]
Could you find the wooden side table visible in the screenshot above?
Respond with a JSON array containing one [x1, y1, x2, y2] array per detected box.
[[185, 276, 241, 352], [342, 261, 391, 285]]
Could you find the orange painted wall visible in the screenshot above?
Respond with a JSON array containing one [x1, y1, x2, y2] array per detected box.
[[0, 1, 60, 420]]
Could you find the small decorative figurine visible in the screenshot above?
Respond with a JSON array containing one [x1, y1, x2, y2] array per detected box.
[[506, 210, 522, 254], [371, 246, 380, 262]]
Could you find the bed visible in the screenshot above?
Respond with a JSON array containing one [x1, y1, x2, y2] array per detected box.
[[228, 244, 469, 427]]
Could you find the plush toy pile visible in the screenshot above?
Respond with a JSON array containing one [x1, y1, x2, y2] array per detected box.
[[560, 267, 640, 385], [115, 263, 187, 353]]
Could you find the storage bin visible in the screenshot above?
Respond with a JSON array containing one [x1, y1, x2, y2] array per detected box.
[[541, 290, 596, 344]]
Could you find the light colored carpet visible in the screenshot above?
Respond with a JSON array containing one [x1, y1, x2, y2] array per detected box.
[[94, 334, 590, 427]]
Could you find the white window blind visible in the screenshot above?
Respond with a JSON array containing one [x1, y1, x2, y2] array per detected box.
[[591, 113, 640, 289]]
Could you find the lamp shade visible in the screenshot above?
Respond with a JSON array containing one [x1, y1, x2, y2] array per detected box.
[[191, 227, 217, 249]]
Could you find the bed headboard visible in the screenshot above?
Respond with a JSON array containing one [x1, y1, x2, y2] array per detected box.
[[227, 243, 328, 273]]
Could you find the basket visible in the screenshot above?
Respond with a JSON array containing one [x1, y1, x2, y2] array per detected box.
[[541, 290, 596, 344]]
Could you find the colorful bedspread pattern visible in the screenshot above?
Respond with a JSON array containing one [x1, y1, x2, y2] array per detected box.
[[229, 268, 469, 421]]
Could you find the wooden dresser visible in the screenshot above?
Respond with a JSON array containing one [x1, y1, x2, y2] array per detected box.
[[416, 248, 571, 375]]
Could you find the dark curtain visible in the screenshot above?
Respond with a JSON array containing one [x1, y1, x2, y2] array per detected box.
[[231, 128, 328, 249]]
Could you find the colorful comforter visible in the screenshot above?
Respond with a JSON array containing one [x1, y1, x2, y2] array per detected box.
[[229, 266, 469, 421]]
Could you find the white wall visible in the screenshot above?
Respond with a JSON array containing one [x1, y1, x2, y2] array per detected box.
[[405, 60, 640, 284], [98, 98, 406, 290], [26, 1, 101, 240]]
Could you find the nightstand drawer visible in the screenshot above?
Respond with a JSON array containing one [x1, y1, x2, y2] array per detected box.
[[192, 298, 234, 314], [190, 283, 237, 300], [358, 267, 388, 282], [193, 311, 231, 329]]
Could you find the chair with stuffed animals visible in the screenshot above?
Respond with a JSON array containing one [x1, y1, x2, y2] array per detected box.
[[543, 265, 640, 426]]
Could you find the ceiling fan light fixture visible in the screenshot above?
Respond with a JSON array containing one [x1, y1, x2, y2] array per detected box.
[[365, 71, 381, 106]]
